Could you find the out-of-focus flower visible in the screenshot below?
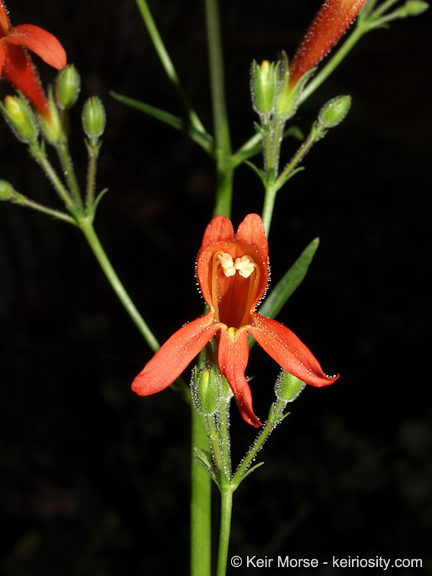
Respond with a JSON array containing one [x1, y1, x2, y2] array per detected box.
[[0, 1, 66, 117]]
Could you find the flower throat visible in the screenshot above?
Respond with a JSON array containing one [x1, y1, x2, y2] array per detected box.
[[211, 251, 261, 328]]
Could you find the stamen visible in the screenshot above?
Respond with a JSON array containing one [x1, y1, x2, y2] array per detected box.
[[212, 251, 235, 321], [239, 256, 261, 327], [234, 256, 255, 278], [211, 250, 262, 327], [218, 252, 236, 277]]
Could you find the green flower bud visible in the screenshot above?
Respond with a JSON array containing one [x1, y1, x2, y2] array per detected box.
[[275, 371, 306, 403], [318, 95, 352, 128], [0, 94, 39, 143], [56, 64, 81, 109], [0, 180, 15, 201], [251, 59, 278, 115], [397, 0, 429, 17], [82, 97, 106, 139], [192, 367, 221, 416], [38, 88, 64, 144], [275, 51, 314, 121]]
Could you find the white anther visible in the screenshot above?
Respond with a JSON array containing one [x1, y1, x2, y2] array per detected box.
[[234, 256, 255, 278], [218, 253, 236, 277]]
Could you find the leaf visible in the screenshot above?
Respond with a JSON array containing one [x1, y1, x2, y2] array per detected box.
[[88, 188, 108, 222], [258, 237, 320, 320], [244, 160, 265, 184], [110, 91, 214, 155], [193, 448, 218, 484], [232, 461, 265, 489]]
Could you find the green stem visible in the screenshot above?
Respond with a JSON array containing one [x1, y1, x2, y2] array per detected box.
[[16, 197, 76, 224], [217, 380, 232, 475], [216, 485, 234, 576], [28, 142, 79, 215], [191, 409, 212, 576], [56, 139, 84, 211], [262, 122, 325, 235], [78, 217, 160, 353], [261, 181, 279, 236], [205, 0, 234, 218], [232, 400, 286, 485], [134, 0, 205, 135], [85, 139, 100, 214]]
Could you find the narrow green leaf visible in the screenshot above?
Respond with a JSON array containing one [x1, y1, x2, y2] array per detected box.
[[88, 188, 108, 222], [193, 447, 218, 484], [258, 237, 320, 320], [110, 91, 214, 155], [232, 461, 265, 489], [244, 160, 265, 184]]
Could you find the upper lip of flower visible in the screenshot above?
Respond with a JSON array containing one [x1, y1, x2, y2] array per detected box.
[[0, 1, 66, 116], [132, 214, 339, 427]]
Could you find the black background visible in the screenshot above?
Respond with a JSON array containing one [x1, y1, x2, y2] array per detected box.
[[1, 1, 431, 574]]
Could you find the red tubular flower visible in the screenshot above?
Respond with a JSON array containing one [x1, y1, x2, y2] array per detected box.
[[289, 0, 369, 86], [0, 1, 66, 117], [132, 214, 339, 427]]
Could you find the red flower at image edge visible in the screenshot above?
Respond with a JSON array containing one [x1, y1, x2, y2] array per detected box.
[[132, 214, 339, 427], [289, 0, 369, 86], [0, 1, 66, 117]]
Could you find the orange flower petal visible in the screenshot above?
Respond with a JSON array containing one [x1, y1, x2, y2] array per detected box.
[[132, 312, 219, 396], [6, 24, 66, 69], [289, 0, 368, 85], [1, 42, 49, 116], [250, 313, 339, 387], [235, 213, 268, 262], [218, 327, 261, 427]]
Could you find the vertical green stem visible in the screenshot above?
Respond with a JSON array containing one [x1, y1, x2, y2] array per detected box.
[[78, 217, 160, 353], [191, 409, 212, 576], [216, 485, 234, 576], [205, 0, 234, 218], [261, 181, 279, 237]]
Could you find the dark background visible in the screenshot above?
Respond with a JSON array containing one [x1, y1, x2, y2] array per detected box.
[[1, 0, 431, 574]]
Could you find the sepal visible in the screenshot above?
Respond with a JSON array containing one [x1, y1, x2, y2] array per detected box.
[[192, 366, 221, 416], [0, 180, 15, 201], [0, 93, 39, 143], [38, 88, 63, 143], [318, 95, 352, 128], [82, 96, 106, 139], [275, 371, 306, 403], [251, 59, 279, 116], [56, 64, 81, 109], [275, 52, 315, 120], [397, 1, 429, 17]]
